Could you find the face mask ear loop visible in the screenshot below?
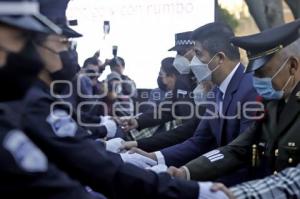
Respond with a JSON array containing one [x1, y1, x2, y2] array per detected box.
[[207, 53, 218, 65], [209, 53, 223, 74], [281, 75, 293, 92], [271, 57, 290, 80]]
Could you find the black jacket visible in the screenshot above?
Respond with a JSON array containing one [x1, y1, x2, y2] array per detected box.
[[21, 80, 199, 199], [0, 103, 96, 199], [137, 117, 200, 152]]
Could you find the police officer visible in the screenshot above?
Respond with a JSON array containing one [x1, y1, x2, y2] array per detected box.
[[168, 20, 300, 187], [0, 1, 100, 198], [121, 31, 204, 140], [18, 0, 217, 199]]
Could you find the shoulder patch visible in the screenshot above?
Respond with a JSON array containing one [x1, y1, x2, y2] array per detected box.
[[3, 130, 48, 172], [47, 110, 77, 137]]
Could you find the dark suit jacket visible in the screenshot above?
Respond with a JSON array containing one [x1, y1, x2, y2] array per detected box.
[[161, 64, 258, 167]]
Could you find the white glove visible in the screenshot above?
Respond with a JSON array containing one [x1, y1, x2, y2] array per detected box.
[[100, 116, 117, 138], [198, 182, 229, 199], [147, 164, 168, 174], [120, 152, 157, 169], [105, 138, 125, 153]]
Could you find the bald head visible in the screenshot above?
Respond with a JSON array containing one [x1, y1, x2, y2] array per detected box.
[[282, 38, 300, 58]]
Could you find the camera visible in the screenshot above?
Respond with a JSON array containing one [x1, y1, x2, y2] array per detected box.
[[112, 45, 118, 57]]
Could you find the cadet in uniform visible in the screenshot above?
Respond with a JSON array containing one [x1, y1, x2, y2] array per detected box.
[[168, 20, 300, 191], [18, 0, 219, 199], [0, 1, 99, 198], [120, 31, 202, 134]]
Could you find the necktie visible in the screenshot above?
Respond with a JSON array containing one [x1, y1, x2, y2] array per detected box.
[[216, 87, 223, 116]]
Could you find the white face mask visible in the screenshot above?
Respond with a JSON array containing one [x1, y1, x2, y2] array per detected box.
[[173, 54, 191, 75], [193, 83, 207, 104], [190, 54, 220, 82]]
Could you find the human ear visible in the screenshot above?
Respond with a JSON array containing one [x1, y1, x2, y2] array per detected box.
[[289, 56, 298, 76]]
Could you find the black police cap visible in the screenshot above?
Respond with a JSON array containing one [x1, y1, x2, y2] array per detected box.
[[168, 31, 194, 52], [231, 19, 300, 73], [0, 0, 61, 34], [39, 0, 82, 38]]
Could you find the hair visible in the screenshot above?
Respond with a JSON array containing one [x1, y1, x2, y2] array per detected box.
[[110, 56, 125, 68], [93, 50, 100, 58], [161, 57, 180, 76], [192, 22, 240, 60], [83, 57, 99, 68]]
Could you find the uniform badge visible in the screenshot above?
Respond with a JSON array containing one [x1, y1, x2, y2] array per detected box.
[[47, 109, 77, 137], [3, 130, 48, 172]]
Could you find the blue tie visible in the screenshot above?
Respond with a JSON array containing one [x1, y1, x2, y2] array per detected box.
[[216, 88, 223, 115]]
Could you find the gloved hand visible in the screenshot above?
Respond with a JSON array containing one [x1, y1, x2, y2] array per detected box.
[[120, 152, 157, 169], [105, 138, 125, 153], [100, 116, 117, 138], [147, 164, 168, 174]]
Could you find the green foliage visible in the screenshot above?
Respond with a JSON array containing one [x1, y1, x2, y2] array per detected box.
[[216, 4, 239, 30]]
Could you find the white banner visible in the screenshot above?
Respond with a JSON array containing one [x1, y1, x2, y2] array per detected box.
[[67, 0, 215, 88]]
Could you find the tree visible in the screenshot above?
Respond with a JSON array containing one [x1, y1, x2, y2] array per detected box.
[[245, 0, 300, 31], [245, 0, 284, 31], [215, 0, 239, 31], [285, 0, 300, 19], [216, 0, 300, 32]]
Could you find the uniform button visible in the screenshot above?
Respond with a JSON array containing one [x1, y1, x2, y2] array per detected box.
[[289, 158, 293, 163], [273, 171, 278, 175], [262, 151, 265, 155], [288, 142, 296, 147], [275, 149, 279, 156]]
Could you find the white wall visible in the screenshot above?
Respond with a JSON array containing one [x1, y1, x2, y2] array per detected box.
[[67, 0, 215, 88]]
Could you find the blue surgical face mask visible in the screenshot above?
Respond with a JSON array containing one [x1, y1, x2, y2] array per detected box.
[[253, 58, 292, 100], [190, 53, 220, 82]]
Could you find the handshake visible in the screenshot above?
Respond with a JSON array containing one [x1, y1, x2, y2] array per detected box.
[[98, 115, 140, 139], [113, 116, 139, 132], [105, 138, 235, 199], [105, 138, 169, 175], [105, 138, 164, 172]]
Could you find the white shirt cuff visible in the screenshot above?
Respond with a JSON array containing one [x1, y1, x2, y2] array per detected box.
[[154, 151, 166, 165], [181, 166, 191, 180]]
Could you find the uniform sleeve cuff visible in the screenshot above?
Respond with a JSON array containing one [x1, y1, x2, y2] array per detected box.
[[181, 166, 191, 180], [154, 151, 166, 165]]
